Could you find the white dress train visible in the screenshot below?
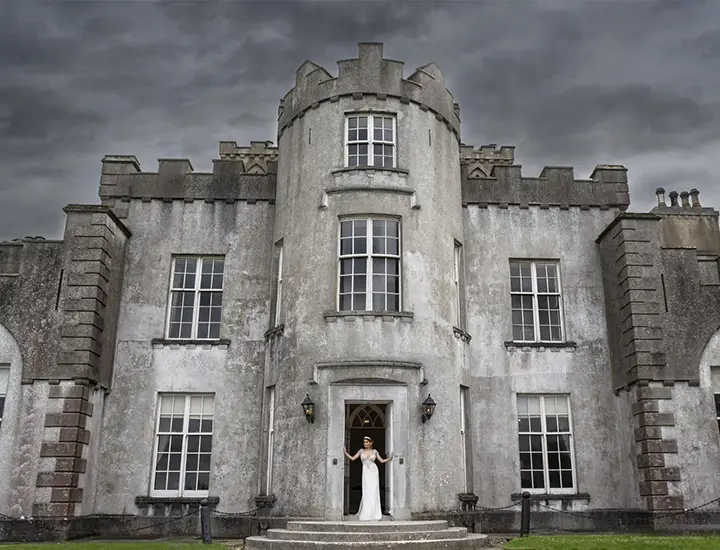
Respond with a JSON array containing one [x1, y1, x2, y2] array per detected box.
[[357, 449, 382, 521]]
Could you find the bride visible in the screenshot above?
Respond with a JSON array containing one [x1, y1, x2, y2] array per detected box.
[[344, 436, 393, 521]]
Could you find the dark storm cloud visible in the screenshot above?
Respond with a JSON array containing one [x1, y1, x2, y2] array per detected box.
[[1, 0, 719, 239]]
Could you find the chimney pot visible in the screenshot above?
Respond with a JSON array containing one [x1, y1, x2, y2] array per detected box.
[[689, 188, 701, 208], [655, 187, 666, 207], [680, 191, 690, 208], [669, 191, 679, 207]]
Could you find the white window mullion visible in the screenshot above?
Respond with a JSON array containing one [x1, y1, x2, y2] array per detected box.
[[398, 222, 402, 311], [531, 263, 540, 342], [275, 247, 283, 324], [266, 388, 276, 494], [540, 396, 549, 491], [392, 116, 397, 167], [368, 116, 374, 166], [150, 396, 163, 495], [366, 222, 372, 311], [178, 396, 190, 497], [460, 389, 467, 492], [165, 259, 176, 341], [344, 116, 350, 167], [556, 266, 565, 342], [567, 396, 577, 491], [191, 260, 202, 340]]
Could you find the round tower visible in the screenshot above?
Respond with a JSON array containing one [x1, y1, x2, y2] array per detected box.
[[267, 43, 466, 519]]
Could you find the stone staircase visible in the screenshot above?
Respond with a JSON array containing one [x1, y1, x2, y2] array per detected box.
[[245, 519, 489, 549]]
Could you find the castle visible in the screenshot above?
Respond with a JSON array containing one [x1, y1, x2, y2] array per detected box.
[[1, 43, 719, 536]]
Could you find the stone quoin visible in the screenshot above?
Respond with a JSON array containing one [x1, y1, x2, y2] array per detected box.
[[0, 43, 719, 539]]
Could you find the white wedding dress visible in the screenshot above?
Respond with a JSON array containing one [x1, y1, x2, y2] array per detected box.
[[357, 449, 382, 521]]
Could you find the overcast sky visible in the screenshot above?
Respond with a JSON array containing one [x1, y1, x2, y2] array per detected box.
[[1, 0, 719, 240]]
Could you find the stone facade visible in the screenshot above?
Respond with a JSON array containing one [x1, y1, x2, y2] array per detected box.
[[1, 43, 719, 533]]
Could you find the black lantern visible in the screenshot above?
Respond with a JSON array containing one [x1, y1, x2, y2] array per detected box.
[[301, 394, 315, 424], [421, 393, 436, 423]]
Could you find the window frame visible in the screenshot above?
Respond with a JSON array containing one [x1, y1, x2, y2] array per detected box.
[[516, 394, 577, 495], [454, 241, 466, 329], [0, 365, 8, 432], [344, 114, 397, 169], [509, 260, 565, 343], [150, 393, 215, 498], [712, 367, 720, 436], [336, 217, 402, 313], [274, 244, 283, 327], [165, 256, 225, 341], [265, 386, 276, 495]]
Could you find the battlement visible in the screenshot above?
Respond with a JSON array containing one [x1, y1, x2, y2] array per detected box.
[[461, 144, 515, 178], [98, 142, 277, 204], [218, 140, 279, 174], [461, 162, 630, 210], [278, 42, 460, 139], [0, 238, 62, 276]]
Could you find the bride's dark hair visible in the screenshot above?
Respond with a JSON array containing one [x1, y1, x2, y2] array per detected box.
[[364, 436, 373, 445]]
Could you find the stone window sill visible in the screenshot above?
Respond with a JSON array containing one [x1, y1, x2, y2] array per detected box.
[[332, 166, 409, 176], [151, 338, 231, 349], [324, 311, 414, 323], [136, 495, 219, 506], [504, 341, 577, 351], [511, 492, 590, 502], [453, 327, 472, 343]]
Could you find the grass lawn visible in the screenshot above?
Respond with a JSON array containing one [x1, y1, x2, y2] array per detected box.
[[505, 534, 720, 549], [0, 542, 230, 549]]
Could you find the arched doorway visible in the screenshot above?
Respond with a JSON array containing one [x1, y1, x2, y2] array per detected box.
[[344, 403, 388, 515]]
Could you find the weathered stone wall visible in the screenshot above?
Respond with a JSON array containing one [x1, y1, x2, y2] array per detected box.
[[92, 199, 274, 514], [0, 240, 64, 516], [463, 204, 641, 510]]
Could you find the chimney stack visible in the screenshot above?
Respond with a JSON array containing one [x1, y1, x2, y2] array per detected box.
[[655, 188, 666, 207], [669, 191, 679, 207], [690, 188, 701, 208]]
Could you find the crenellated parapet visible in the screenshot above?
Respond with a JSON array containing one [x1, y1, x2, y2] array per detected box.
[[277, 42, 461, 140], [218, 140, 279, 174], [461, 144, 515, 178], [461, 162, 630, 210], [0, 237, 62, 277], [98, 143, 277, 216]]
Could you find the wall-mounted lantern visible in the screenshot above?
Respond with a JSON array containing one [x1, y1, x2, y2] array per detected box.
[[301, 394, 315, 424], [421, 394, 436, 423]]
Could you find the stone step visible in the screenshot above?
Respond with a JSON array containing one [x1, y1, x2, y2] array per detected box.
[[286, 520, 449, 533], [245, 533, 489, 549], [267, 526, 469, 542]]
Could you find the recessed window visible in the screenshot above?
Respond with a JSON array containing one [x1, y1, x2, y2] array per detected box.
[[345, 115, 396, 168], [0, 366, 8, 432], [517, 394, 576, 493], [510, 260, 564, 342], [166, 257, 225, 340], [712, 367, 720, 435], [454, 241, 466, 329], [151, 394, 214, 497], [338, 218, 401, 312]]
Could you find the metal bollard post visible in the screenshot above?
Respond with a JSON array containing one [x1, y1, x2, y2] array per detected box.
[[200, 498, 212, 545], [520, 492, 531, 537]]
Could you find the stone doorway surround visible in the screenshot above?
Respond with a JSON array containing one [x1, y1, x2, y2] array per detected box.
[[314, 360, 423, 521], [327, 384, 409, 520]]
